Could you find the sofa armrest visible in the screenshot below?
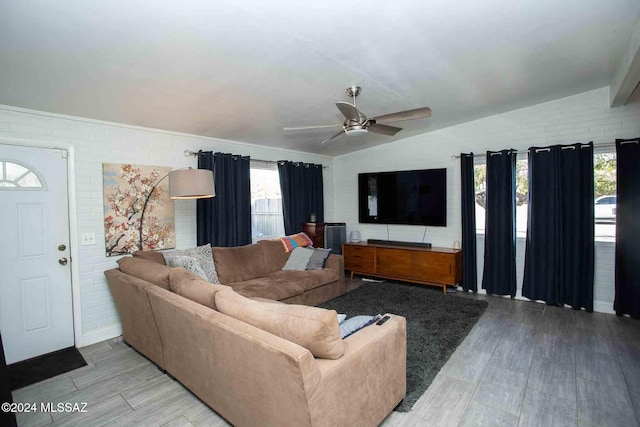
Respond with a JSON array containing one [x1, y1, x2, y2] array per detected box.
[[104, 269, 165, 368], [309, 314, 407, 427], [325, 254, 345, 294]]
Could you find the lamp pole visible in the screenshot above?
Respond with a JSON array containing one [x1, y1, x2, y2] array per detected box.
[[138, 172, 171, 251], [137, 167, 214, 252]]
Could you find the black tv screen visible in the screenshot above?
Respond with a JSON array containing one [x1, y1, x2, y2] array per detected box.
[[358, 168, 447, 226]]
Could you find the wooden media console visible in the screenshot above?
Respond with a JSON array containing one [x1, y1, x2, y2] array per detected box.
[[343, 241, 462, 294]]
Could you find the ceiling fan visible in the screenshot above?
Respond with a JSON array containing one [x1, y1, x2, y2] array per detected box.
[[283, 86, 432, 144]]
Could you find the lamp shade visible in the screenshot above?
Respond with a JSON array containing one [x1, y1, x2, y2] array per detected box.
[[169, 169, 215, 199]]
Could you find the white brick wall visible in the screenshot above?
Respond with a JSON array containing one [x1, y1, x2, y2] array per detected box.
[[334, 87, 640, 313], [0, 106, 334, 346]]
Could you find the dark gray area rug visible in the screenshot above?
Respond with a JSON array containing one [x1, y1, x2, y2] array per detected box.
[[320, 282, 488, 412]]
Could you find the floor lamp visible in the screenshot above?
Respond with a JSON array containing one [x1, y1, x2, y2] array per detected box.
[[138, 168, 214, 251]]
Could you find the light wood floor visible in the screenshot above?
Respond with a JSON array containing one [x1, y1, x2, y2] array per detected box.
[[12, 279, 640, 426]]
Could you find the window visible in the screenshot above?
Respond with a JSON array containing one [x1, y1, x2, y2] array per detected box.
[[0, 160, 44, 189], [250, 161, 285, 241], [474, 152, 616, 241], [474, 158, 528, 237], [594, 152, 616, 242]]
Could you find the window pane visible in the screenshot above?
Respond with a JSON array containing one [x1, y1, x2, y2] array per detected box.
[[5, 162, 28, 181], [16, 172, 43, 188], [474, 164, 486, 233], [250, 165, 285, 240], [474, 159, 528, 237], [515, 159, 528, 238], [594, 152, 616, 242], [0, 161, 45, 189]]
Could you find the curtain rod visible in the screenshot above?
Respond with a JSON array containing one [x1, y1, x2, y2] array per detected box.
[[450, 141, 637, 160], [183, 150, 329, 169]]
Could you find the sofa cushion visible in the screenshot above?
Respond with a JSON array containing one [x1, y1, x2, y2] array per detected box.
[[117, 256, 171, 290], [132, 250, 166, 265], [228, 277, 306, 300], [258, 239, 291, 274], [268, 269, 339, 292], [213, 244, 266, 284], [162, 244, 219, 284], [282, 247, 314, 271], [215, 288, 345, 359], [169, 268, 229, 310], [306, 248, 332, 270]]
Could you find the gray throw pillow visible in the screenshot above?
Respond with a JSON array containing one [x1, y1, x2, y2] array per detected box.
[[306, 248, 332, 270], [339, 315, 381, 339], [165, 255, 208, 280], [282, 247, 314, 271], [162, 244, 220, 284]]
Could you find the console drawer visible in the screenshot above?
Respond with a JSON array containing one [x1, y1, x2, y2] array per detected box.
[[343, 244, 375, 273]]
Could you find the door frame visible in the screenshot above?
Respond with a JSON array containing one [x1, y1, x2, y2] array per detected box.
[[0, 136, 83, 348]]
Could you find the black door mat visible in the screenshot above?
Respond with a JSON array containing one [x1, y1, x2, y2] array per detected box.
[[7, 347, 87, 390]]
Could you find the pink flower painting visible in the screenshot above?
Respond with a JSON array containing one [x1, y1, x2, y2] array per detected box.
[[102, 163, 175, 256]]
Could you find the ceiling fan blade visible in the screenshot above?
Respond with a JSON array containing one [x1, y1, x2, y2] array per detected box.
[[368, 123, 402, 136], [373, 107, 432, 124], [282, 123, 342, 131], [336, 102, 363, 121], [320, 130, 345, 144]]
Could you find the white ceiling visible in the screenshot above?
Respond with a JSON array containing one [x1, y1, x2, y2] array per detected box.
[[0, 0, 638, 156]]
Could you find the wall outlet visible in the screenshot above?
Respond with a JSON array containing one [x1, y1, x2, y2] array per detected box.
[[81, 232, 96, 246]]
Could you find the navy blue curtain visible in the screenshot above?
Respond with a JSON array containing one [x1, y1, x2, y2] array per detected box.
[[482, 149, 516, 297], [197, 152, 251, 247], [615, 137, 640, 318], [460, 153, 477, 292], [278, 161, 324, 235], [522, 143, 594, 310]]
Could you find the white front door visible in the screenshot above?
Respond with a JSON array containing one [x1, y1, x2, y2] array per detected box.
[[0, 144, 74, 364]]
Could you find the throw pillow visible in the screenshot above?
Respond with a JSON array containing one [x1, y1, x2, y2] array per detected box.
[[306, 248, 332, 270], [279, 232, 314, 252], [337, 313, 347, 324], [282, 246, 314, 271], [162, 244, 220, 284], [215, 288, 345, 359], [339, 315, 381, 339], [165, 255, 208, 280]]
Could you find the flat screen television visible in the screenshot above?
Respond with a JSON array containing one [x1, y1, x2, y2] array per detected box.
[[358, 168, 447, 226]]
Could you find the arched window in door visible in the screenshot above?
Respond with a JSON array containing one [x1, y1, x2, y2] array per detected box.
[[0, 160, 45, 189]]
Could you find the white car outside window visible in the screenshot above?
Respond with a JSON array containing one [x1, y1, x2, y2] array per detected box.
[[595, 195, 616, 222]]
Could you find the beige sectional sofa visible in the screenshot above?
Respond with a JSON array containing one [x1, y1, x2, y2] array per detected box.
[[134, 239, 346, 306], [105, 241, 407, 427]]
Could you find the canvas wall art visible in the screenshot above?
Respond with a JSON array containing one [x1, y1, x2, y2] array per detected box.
[[102, 163, 175, 256]]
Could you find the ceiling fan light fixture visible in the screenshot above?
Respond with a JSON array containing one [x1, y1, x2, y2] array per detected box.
[[282, 85, 431, 145], [344, 125, 368, 136]]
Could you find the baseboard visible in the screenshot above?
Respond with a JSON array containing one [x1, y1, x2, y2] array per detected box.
[[455, 286, 615, 315], [76, 324, 122, 348], [592, 301, 615, 315]]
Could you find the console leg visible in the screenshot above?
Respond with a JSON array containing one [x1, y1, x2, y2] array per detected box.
[[443, 285, 447, 294]]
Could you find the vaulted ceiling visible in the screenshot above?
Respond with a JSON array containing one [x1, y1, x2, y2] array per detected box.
[[0, 1, 638, 156]]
